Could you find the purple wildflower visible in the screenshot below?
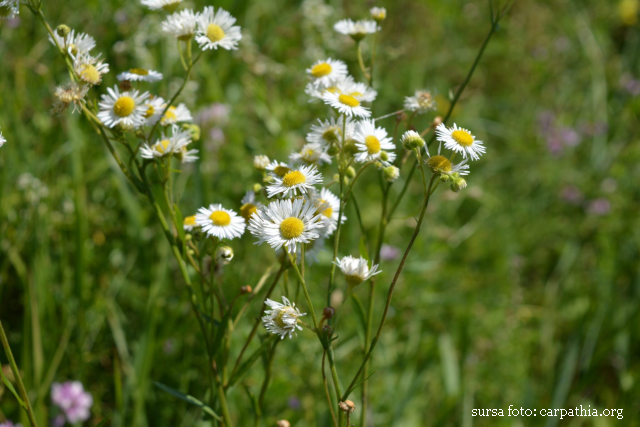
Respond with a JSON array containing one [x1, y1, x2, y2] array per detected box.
[[51, 381, 93, 425]]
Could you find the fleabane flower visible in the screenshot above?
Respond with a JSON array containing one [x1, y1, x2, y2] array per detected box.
[[48, 30, 95, 55], [140, 124, 195, 161], [0, 129, 6, 148], [141, 0, 182, 13], [73, 53, 109, 86], [162, 9, 198, 40], [266, 160, 293, 179], [404, 90, 437, 114], [266, 164, 323, 198], [239, 191, 264, 222], [323, 91, 371, 118], [183, 215, 198, 231], [195, 6, 242, 51], [0, 0, 19, 20], [52, 82, 89, 115], [435, 123, 485, 161], [142, 96, 166, 126], [333, 19, 379, 41], [289, 142, 332, 165], [353, 119, 396, 164], [424, 141, 469, 176], [98, 86, 149, 129], [253, 155, 270, 170], [249, 198, 323, 252], [51, 381, 93, 424], [306, 116, 354, 146], [306, 58, 348, 88], [335, 75, 377, 102], [311, 188, 344, 237], [195, 203, 246, 240], [334, 256, 381, 286], [160, 103, 193, 125], [117, 68, 163, 83], [262, 296, 306, 339]]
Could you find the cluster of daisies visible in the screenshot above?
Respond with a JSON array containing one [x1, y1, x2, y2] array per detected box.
[[0, 0, 19, 21]]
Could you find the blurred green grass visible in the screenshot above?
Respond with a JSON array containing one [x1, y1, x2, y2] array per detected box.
[[1, 0, 640, 426]]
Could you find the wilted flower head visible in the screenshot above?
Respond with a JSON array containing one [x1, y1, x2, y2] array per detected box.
[[334, 255, 381, 286], [262, 296, 306, 339], [51, 381, 93, 424], [162, 9, 198, 40], [404, 90, 437, 114], [52, 82, 90, 115]]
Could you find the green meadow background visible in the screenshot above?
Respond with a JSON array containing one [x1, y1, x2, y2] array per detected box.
[[1, 0, 640, 426]]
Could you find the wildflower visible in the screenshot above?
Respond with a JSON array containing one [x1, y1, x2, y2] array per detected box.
[[404, 90, 437, 114], [195, 6, 242, 51], [182, 123, 201, 141], [383, 165, 399, 182], [73, 53, 109, 86], [306, 58, 348, 88], [266, 164, 323, 198], [52, 82, 89, 115], [380, 244, 400, 261], [353, 119, 396, 164], [401, 130, 425, 150], [323, 91, 371, 118], [140, 124, 194, 160], [117, 68, 163, 82], [306, 75, 377, 103], [262, 296, 306, 339], [435, 123, 485, 161], [98, 86, 150, 128], [586, 198, 611, 216], [370, 7, 386, 22], [195, 204, 246, 239], [142, 96, 166, 125], [249, 198, 323, 252], [334, 19, 379, 41], [0, 0, 18, 20], [162, 9, 199, 41], [334, 256, 381, 286], [239, 191, 263, 222], [0, 129, 5, 147], [306, 116, 354, 146], [160, 103, 193, 125], [48, 30, 95, 56], [253, 154, 270, 170], [450, 176, 467, 192], [183, 215, 198, 231], [265, 160, 293, 178], [51, 381, 93, 424], [0, 421, 22, 427], [141, 0, 182, 13], [312, 188, 344, 237], [216, 246, 234, 263], [289, 142, 332, 165], [424, 142, 469, 176]]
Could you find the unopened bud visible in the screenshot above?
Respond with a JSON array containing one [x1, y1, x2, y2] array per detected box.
[[323, 324, 333, 336], [432, 116, 443, 127], [276, 421, 291, 427], [339, 400, 356, 413], [373, 161, 383, 170], [450, 176, 467, 193], [241, 285, 252, 295], [253, 155, 270, 170], [343, 176, 350, 186], [327, 145, 340, 156], [370, 7, 387, 23], [379, 151, 389, 162], [343, 139, 358, 156], [56, 25, 71, 38], [182, 123, 201, 141], [345, 166, 356, 178], [333, 174, 340, 182], [252, 183, 263, 193], [323, 307, 336, 319], [216, 246, 234, 263], [402, 130, 425, 150], [383, 165, 400, 182]]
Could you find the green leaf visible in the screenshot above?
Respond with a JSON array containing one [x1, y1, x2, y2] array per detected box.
[[211, 304, 235, 359], [0, 366, 26, 409], [153, 381, 222, 421]]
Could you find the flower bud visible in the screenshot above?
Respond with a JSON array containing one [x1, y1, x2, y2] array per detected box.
[[56, 25, 71, 38], [383, 165, 400, 182], [343, 176, 350, 186], [253, 155, 270, 170], [450, 176, 467, 193], [402, 130, 425, 150], [370, 7, 387, 23], [345, 166, 356, 178], [426, 155, 452, 174], [241, 285, 252, 294], [182, 123, 201, 141], [323, 307, 336, 319], [343, 139, 358, 156], [339, 400, 356, 414], [433, 116, 443, 127], [216, 246, 234, 263], [373, 161, 383, 170], [333, 174, 340, 182], [327, 145, 340, 156], [276, 420, 291, 427], [252, 183, 263, 193], [379, 151, 389, 162], [323, 324, 333, 336]]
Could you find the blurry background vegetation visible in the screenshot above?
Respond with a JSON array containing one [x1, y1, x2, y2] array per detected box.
[[1, 0, 640, 426]]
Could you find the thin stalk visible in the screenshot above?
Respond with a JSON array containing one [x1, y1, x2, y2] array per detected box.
[[286, 252, 318, 328], [356, 41, 370, 82], [322, 351, 339, 427]]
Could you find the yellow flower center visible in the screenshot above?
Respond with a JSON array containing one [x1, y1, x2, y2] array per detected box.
[[79, 64, 100, 84], [349, 91, 363, 97], [338, 94, 360, 107], [206, 24, 226, 43], [451, 130, 474, 147], [316, 199, 333, 218], [183, 215, 196, 226], [364, 135, 381, 154], [426, 155, 452, 173], [209, 210, 231, 226], [311, 62, 332, 78], [144, 105, 155, 118], [282, 171, 306, 187], [113, 96, 136, 117], [155, 139, 171, 154], [129, 68, 149, 75], [69, 44, 78, 56], [273, 165, 291, 177], [326, 86, 339, 94], [240, 203, 257, 221], [163, 106, 177, 123], [280, 217, 304, 239]]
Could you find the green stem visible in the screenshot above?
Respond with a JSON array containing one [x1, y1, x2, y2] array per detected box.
[[322, 351, 339, 427], [287, 251, 318, 328], [356, 41, 370, 82]]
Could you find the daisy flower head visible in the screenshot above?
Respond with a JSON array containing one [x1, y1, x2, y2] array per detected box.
[[140, 124, 193, 160], [265, 160, 293, 179], [160, 103, 192, 126], [336, 75, 378, 103], [262, 296, 306, 339], [401, 130, 426, 150], [323, 90, 371, 118], [141, 0, 182, 13], [266, 164, 323, 198], [48, 30, 95, 56], [353, 119, 396, 164], [52, 82, 89, 115], [404, 90, 437, 115], [249, 198, 323, 252], [334, 19, 379, 41], [142, 96, 166, 126], [117, 68, 163, 83], [435, 123, 485, 161], [162, 9, 198, 40], [195, 6, 242, 51], [306, 58, 348, 88], [239, 191, 264, 222], [425, 141, 470, 176], [0, 129, 6, 148], [306, 116, 355, 146], [334, 256, 381, 286], [195, 204, 246, 240], [312, 188, 345, 238], [0, 0, 19, 20], [289, 142, 332, 166], [73, 53, 109, 86], [370, 7, 387, 22], [98, 86, 149, 129], [253, 155, 270, 170], [183, 215, 198, 231]]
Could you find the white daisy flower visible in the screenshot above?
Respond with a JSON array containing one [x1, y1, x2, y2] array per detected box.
[[249, 198, 323, 252], [0, 0, 19, 20], [48, 30, 96, 55], [195, 6, 242, 51], [73, 53, 109, 86], [334, 255, 381, 286], [404, 90, 437, 114], [195, 204, 246, 240], [117, 68, 163, 83], [0, 129, 6, 147], [306, 116, 355, 146], [333, 19, 379, 41], [306, 58, 348, 88], [97, 86, 149, 129], [435, 123, 485, 161], [289, 142, 332, 165], [140, 124, 193, 160], [424, 141, 470, 176], [311, 188, 345, 238], [183, 215, 198, 231], [141, 0, 182, 13], [323, 91, 371, 118], [253, 155, 270, 170], [266, 164, 323, 198], [335, 75, 377, 103], [239, 191, 264, 222], [353, 119, 396, 164], [142, 96, 166, 126], [162, 9, 199, 40], [262, 296, 306, 339], [160, 103, 192, 125], [370, 7, 387, 22]]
